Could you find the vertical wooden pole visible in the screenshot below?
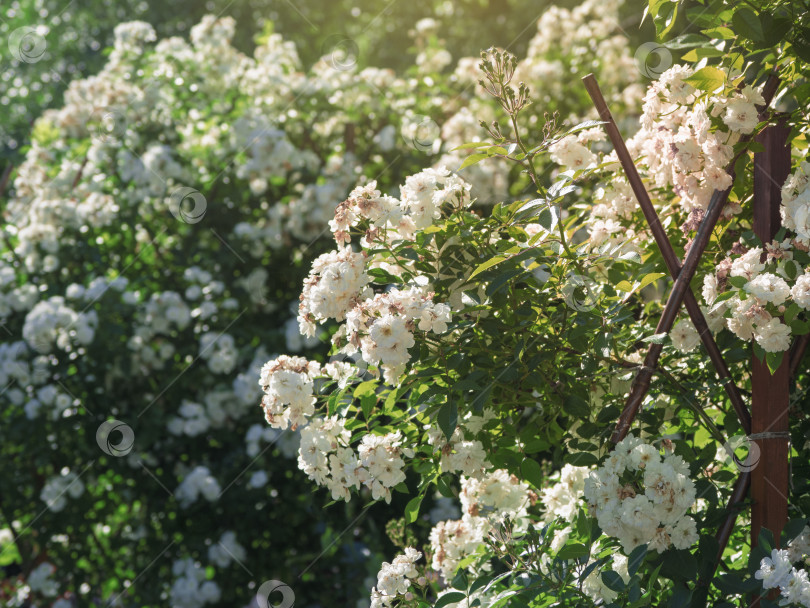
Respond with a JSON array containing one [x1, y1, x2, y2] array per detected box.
[[750, 119, 791, 578]]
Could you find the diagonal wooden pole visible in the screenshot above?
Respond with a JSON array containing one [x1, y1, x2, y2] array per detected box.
[[611, 72, 781, 443], [582, 74, 751, 436]]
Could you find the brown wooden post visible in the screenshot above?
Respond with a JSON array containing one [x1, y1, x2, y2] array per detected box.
[[750, 118, 791, 589]]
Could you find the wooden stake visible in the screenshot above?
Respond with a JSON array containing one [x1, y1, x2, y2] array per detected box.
[[750, 118, 791, 607]]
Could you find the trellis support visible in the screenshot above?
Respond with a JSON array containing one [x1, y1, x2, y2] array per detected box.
[[605, 72, 780, 443], [750, 120, 791, 608], [581, 74, 752, 436]]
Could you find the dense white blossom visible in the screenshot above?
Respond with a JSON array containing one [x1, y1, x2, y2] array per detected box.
[[670, 318, 701, 353], [584, 436, 697, 553], [170, 558, 222, 608], [430, 471, 534, 579], [754, 318, 793, 353], [175, 467, 221, 507], [782, 161, 810, 247], [207, 531, 247, 568], [295, 417, 414, 503], [297, 248, 372, 336], [259, 355, 321, 430], [426, 425, 491, 477], [746, 273, 791, 305], [540, 464, 589, 523], [336, 286, 452, 384], [549, 135, 597, 170], [27, 562, 59, 597], [370, 548, 422, 608], [583, 553, 630, 604], [40, 470, 85, 512], [23, 297, 97, 354]]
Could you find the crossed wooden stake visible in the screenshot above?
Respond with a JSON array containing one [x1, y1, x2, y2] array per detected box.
[[582, 72, 806, 606]]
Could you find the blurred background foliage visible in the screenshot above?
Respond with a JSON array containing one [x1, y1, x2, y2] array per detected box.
[[0, 0, 561, 167], [0, 1, 656, 606]]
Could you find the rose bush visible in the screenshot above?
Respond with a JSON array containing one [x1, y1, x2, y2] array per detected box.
[[0, 0, 645, 605], [256, 1, 810, 607], [0, 14, 448, 608]]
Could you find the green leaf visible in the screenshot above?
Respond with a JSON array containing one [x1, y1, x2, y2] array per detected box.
[[557, 543, 590, 560], [792, 38, 810, 63], [665, 33, 709, 49], [785, 260, 799, 281], [683, 66, 726, 92], [404, 495, 423, 523], [434, 591, 467, 608], [383, 387, 401, 414], [783, 518, 809, 543], [563, 119, 606, 137], [522, 437, 549, 454], [732, 7, 764, 42], [436, 474, 456, 498], [713, 290, 736, 304], [642, 332, 667, 344], [616, 273, 666, 297], [354, 380, 378, 398], [437, 402, 458, 440], [683, 47, 725, 61], [670, 583, 692, 608], [512, 198, 557, 225], [601, 570, 626, 592], [715, 573, 760, 594], [563, 394, 590, 418], [766, 350, 785, 374], [760, 15, 792, 47], [660, 548, 698, 581], [790, 319, 810, 335], [478, 572, 513, 595], [564, 451, 598, 467], [360, 392, 376, 419], [520, 458, 544, 489], [327, 388, 351, 417], [648, 0, 678, 36], [647, 0, 669, 20], [355, 380, 378, 419], [784, 302, 801, 324], [451, 142, 491, 151], [468, 254, 510, 280], [513, 198, 547, 218], [535, 205, 559, 233], [368, 267, 403, 284], [549, 180, 576, 199], [628, 544, 647, 576], [639, 273, 666, 291], [727, 275, 748, 289], [459, 153, 488, 170], [659, 2, 679, 36], [701, 26, 736, 40]]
